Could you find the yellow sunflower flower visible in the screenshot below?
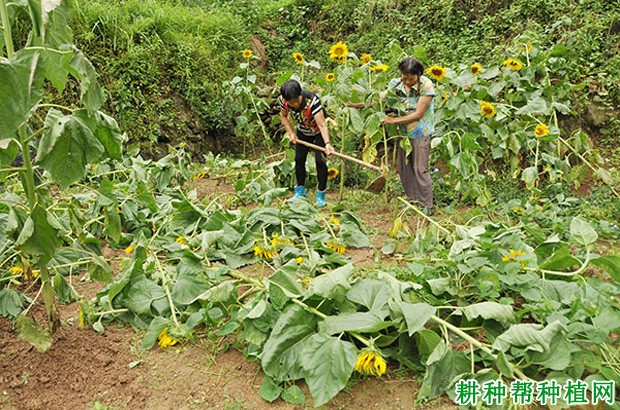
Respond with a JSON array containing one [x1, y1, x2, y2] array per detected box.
[[158, 328, 179, 348], [296, 256, 304, 265], [124, 245, 135, 254], [253, 244, 275, 260], [360, 53, 372, 65], [355, 351, 387, 376], [326, 241, 346, 254], [8, 266, 23, 276], [242, 49, 253, 59], [293, 52, 304, 64], [480, 101, 497, 119], [333, 55, 346, 65], [193, 171, 207, 181], [534, 123, 550, 137], [471, 63, 483, 76], [330, 215, 340, 225], [329, 41, 348, 62], [271, 233, 295, 247], [78, 307, 85, 327], [427, 65, 447, 81], [503, 58, 523, 71], [325, 73, 335, 82], [502, 249, 527, 267], [370, 64, 388, 72], [176, 236, 187, 246], [327, 167, 339, 180]]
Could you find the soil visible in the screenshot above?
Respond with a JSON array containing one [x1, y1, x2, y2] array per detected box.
[[0, 178, 455, 410]]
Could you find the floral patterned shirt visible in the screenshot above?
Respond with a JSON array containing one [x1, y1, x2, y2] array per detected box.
[[388, 75, 435, 138]]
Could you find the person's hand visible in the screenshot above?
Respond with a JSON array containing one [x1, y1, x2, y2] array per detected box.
[[288, 133, 296, 143], [382, 116, 397, 125], [324, 143, 335, 156]]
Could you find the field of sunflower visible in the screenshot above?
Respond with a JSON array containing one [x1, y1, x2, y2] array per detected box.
[[1, 0, 619, 408]]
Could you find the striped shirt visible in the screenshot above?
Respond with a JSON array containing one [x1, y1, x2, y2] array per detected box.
[[279, 91, 324, 136]]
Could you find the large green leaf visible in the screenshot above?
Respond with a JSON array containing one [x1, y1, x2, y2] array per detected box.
[[68, 49, 104, 112], [261, 304, 317, 381], [570, 217, 597, 246], [36, 109, 106, 188], [305, 264, 352, 300], [73, 109, 123, 160], [259, 376, 282, 403], [320, 311, 393, 335], [346, 279, 391, 311], [15, 313, 52, 353], [0, 138, 20, 167], [0, 50, 44, 137], [269, 261, 304, 298], [539, 247, 581, 271], [401, 302, 435, 336], [461, 302, 514, 325], [171, 256, 210, 305], [301, 333, 357, 407], [529, 334, 576, 371], [516, 97, 548, 115], [0, 288, 23, 318], [493, 321, 565, 353], [417, 341, 469, 400], [15, 204, 62, 261], [123, 278, 166, 316], [590, 255, 620, 282]]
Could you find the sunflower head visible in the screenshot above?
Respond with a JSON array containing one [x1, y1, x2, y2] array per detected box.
[[158, 328, 179, 348], [503, 58, 523, 71], [327, 167, 339, 180], [471, 63, 483, 76], [326, 241, 346, 254], [355, 350, 387, 376], [8, 265, 24, 276], [242, 49, 253, 59], [293, 52, 304, 64], [360, 53, 372, 65], [427, 65, 447, 81], [370, 64, 388, 72], [534, 123, 550, 137], [193, 171, 207, 181], [325, 73, 335, 82], [329, 41, 349, 61], [176, 236, 187, 246], [479, 101, 497, 119]]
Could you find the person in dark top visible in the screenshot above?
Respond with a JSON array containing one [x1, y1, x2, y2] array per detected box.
[[279, 79, 335, 207]]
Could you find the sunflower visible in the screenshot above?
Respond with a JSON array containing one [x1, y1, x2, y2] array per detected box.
[[253, 244, 275, 260], [271, 233, 294, 247], [327, 167, 339, 180], [293, 52, 304, 64], [330, 215, 340, 225], [355, 350, 387, 376], [193, 171, 207, 181], [360, 53, 372, 65], [503, 58, 523, 71], [326, 241, 346, 254], [124, 245, 135, 254], [534, 123, 550, 137], [440, 93, 448, 104], [295, 256, 304, 265], [502, 249, 527, 267], [370, 64, 388, 72], [325, 73, 335, 82], [427, 65, 446, 81], [176, 236, 187, 246], [332, 55, 346, 65], [329, 41, 348, 62], [479, 101, 497, 119], [158, 328, 179, 348], [471, 63, 483, 76], [242, 49, 253, 59], [8, 265, 23, 276]]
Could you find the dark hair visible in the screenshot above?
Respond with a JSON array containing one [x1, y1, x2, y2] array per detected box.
[[280, 79, 302, 101], [398, 57, 424, 76]]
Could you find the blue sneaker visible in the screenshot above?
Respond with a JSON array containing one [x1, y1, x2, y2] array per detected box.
[[316, 190, 326, 207], [290, 186, 306, 202]]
